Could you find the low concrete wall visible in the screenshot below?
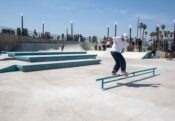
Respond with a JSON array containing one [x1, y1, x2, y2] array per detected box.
[[0, 33, 19, 51], [0, 33, 95, 51], [80, 42, 94, 50], [18, 36, 58, 43], [157, 51, 166, 58], [0, 33, 60, 51]]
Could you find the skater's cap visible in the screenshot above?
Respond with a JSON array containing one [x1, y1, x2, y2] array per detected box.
[[123, 33, 128, 41]]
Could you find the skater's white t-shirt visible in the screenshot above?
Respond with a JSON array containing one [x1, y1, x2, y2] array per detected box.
[[110, 36, 129, 53]]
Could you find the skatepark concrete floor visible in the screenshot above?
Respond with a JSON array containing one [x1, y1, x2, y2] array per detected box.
[[0, 51, 175, 121]]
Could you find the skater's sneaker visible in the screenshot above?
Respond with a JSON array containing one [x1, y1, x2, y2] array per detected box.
[[121, 71, 129, 76], [112, 71, 117, 75]]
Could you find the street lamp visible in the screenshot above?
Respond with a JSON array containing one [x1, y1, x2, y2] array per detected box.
[[114, 21, 117, 37], [107, 25, 109, 38], [66, 27, 68, 40], [173, 19, 175, 51], [42, 21, 45, 34], [156, 24, 160, 50], [157, 24, 160, 41], [129, 24, 132, 44], [70, 21, 73, 40], [136, 16, 140, 39], [20, 13, 23, 35]]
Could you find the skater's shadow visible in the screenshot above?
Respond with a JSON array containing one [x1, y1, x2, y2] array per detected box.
[[104, 74, 160, 91]]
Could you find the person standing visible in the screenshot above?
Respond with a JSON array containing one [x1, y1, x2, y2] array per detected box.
[[151, 49, 157, 59], [106, 40, 112, 48], [62, 33, 64, 41], [94, 41, 98, 50], [101, 41, 106, 51], [61, 42, 64, 52], [105, 33, 133, 75]]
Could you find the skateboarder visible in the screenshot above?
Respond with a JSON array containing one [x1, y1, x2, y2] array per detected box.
[[104, 33, 133, 76]]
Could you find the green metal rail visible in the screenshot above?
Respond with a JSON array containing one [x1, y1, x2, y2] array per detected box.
[[96, 68, 157, 90]]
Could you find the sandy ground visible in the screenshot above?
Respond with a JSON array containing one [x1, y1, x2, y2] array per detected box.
[[0, 50, 175, 121]]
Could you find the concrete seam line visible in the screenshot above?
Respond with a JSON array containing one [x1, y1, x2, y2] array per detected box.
[[41, 76, 85, 121]]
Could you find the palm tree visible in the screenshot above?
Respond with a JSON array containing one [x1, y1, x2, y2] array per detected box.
[[167, 31, 170, 40], [142, 24, 147, 41], [155, 26, 160, 38], [170, 32, 173, 39], [161, 24, 165, 40], [150, 32, 154, 40], [145, 31, 148, 41], [160, 30, 165, 51], [154, 32, 158, 39], [139, 23, 144, 39], [151, 32, 157, 50], [164, 31, 166, 40]]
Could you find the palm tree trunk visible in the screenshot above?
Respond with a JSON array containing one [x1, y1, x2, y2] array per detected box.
[[162, 29, 164, 51], [140, 28, 142, 39], [142, 29, 145, 42]]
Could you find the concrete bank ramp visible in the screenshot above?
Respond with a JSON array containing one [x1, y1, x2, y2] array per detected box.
[[122, 52, 150, 59], [88, 48, 150, 59], [103, 48, 150, 59], [15, 42, 94, 52]]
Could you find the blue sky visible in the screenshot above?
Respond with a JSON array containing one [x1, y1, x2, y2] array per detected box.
[[0, 0, 175, 38]]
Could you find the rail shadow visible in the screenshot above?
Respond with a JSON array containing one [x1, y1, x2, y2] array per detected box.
[[103, 74, 160, 91]]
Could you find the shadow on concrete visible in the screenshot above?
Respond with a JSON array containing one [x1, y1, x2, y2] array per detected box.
[[0, 58, 16, 61], [103, 74, 160, 91]]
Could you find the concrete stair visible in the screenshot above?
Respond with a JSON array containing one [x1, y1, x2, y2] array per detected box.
[[17, 59, 101, 72], [14, 54, 97, 62], [0, 51, 101, 73], [7, 51, 87, 57]]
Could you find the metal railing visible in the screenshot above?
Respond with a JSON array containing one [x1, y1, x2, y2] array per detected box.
[[0, 26, 102, 42], [96, 68, 157, 90]]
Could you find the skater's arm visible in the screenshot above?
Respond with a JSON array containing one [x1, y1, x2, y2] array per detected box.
[[103, 38, 113, 43]]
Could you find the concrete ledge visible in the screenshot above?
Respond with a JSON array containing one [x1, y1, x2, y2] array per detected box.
[[7, 51, 87, 56], [17, 59, 101, 72], [0, 59, 101, 73], [122, 52, 149, 59], [14, 55, 97, 62]]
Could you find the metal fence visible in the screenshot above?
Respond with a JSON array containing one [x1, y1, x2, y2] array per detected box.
[[0, 26, 103, 42]]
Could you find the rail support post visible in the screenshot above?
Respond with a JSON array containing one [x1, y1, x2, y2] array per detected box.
[[153, 69, 155, 76], [101, 79, 104, 89]]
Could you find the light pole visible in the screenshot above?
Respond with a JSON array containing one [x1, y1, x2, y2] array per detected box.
[[129, 24, 132, 44], [42, 21, 45, 35], [70, 21, 73, 40], [66, 27, 68, 40], [107, 25, 109, 38], [20, 13, 23, 35], [173, 19, 175, 51], [156, 24, 160, 50], [136, 16, 140, 39], [114, 21, 117, 37]]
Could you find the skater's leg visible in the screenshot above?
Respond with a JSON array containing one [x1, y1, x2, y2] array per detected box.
[[113, 61, 120, 73], [111, 51, 120, 73], [118, 53, 128, 75], [119, 54, 126, 72]]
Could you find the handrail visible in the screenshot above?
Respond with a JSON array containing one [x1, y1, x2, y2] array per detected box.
[[96, 68, 157, 90]]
